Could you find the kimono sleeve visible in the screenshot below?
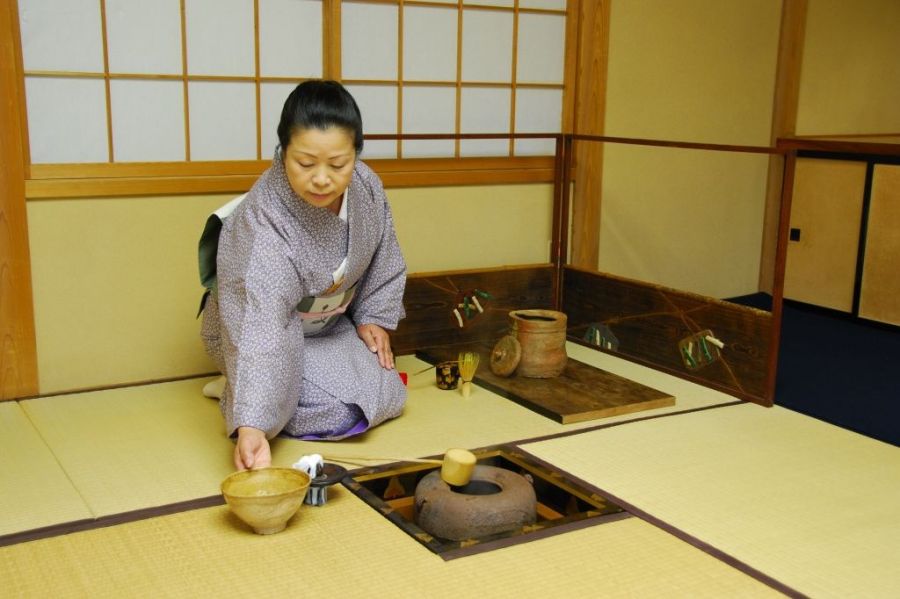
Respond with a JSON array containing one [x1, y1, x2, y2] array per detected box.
[[350, 183, 407, 331], [216, 205, 305, 438]]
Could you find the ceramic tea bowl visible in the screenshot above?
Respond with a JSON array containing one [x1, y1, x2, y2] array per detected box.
[[221, 467, 311, 535]]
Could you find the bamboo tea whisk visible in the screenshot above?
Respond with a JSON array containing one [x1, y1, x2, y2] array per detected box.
[[458, 351, 480, 398]]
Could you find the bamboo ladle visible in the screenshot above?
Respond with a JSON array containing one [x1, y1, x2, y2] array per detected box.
[[321, 448, 476, 486]]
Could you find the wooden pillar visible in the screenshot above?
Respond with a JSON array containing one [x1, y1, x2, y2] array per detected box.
[[569, 0, 610, 270], [759, 0, 807, 293], [0, 0, 39, 399], [323, 0, 342, 80], [766, 149, 798, 405]]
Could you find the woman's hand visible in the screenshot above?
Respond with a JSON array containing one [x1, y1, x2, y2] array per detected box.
[[234, 426, 271, 471], [356, 323, 395, 369]]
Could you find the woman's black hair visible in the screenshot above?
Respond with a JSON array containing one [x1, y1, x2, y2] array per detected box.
[[277, 80, 364, 154]]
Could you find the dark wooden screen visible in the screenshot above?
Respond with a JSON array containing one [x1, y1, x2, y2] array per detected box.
[[562, 266, 773, 405]]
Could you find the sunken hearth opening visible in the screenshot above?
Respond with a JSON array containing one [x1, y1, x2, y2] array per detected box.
[[342, 445, 630, 559]]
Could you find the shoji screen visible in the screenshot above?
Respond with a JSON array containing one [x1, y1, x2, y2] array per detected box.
[[19, 0, 324, 165], [18, 0, 566, 170], [323, 0, 565, 159]]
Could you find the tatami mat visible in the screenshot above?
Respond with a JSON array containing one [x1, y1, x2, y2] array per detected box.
[[0, 481, 779, 598], [19, 381, 235, 517], [281, 347, 735, 468], [16, 346, 730, 522], [522, 403, 900, 598], [0, 402, 92, 535], [8, 343, 895, 595]]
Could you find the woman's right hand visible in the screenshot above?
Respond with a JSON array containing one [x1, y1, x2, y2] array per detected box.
[[234, 426, 272, 470]]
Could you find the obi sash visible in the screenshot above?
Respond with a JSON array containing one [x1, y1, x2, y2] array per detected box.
[[295, 282, 357, 335]]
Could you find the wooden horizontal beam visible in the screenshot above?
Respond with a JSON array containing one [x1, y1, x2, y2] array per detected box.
[[378, 168, 553, 188], [349, 0, 565, 16], [24, 124, 813, 200], [572, 134, 777, 155], [25, 175, 260, 199], [25, 156, 556, 199], [777, 136, 900, 156], [29, 161, 268, 180]]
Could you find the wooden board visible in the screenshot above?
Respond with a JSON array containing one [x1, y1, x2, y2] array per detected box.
[[417, 345, 674, 425]]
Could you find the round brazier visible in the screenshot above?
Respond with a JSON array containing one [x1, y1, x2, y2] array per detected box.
[[414, 465, 536, 541]]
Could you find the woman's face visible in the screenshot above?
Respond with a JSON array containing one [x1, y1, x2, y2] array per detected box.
[[283, 127, 356, 212]]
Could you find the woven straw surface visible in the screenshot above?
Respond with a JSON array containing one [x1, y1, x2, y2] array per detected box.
[[6, 344, 884, 595], [19, 380, 235, 516], [524, 403, 900, 598], [15, 347, 725, 521], [0, 483, 779, 598], [0, 402, 92, 535], [281, 347, 728, 469]]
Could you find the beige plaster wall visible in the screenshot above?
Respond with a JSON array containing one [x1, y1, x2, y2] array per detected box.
[[604, 0, 781, 146], [390, 184, 553, 273], [796, 0, 900, 135], [27, 184, 552, 393], [597, 146, 770, 298], [596, 0, 781, 298]]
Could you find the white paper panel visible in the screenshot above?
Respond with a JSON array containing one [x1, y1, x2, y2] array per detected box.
[[460, 87, 510, 132], [110, 80, 184, 162], [404, 6, 457, 81], [106, 0, 182, 74], [185, 0, 255, 76], [402, 139, 455, 159], [25, 77, 108, 163], [347, 84, 399, 158], [259, 0, 323, 77], [402, 86, 455, 158], [460, 138, 510, 157], [520, 0, 566, 9], [517, 14, 566, 84], [18, 0, 103, 71], [460, 87, 511, 157], [514, 88, 561, 155], [188, 82, 257, 160], [419, 0, 456, 4], [462, 10, 513, 82], [346, 85, 398, 134], [358, 141, 398, 160], [342, 3, 398, 80], [260, 82, 298, 155]]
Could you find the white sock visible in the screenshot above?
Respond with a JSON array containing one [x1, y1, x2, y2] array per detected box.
[[202, 375, 227, 399]]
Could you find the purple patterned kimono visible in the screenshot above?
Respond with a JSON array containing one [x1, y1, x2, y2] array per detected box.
[[200, 151, 407, 440]]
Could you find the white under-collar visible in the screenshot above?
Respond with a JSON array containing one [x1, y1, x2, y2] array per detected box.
[[338, 190, 348, 221], [332, 188, 349, 282]]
